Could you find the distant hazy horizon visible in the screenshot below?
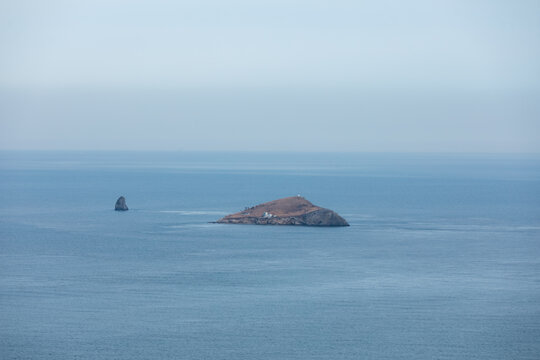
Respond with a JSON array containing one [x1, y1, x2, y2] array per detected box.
[[1, 1, 539, 152]]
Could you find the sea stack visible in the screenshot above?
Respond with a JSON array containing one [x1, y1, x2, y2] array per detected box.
[[115, 196, 128, 211], [217, 196, 349, 227]]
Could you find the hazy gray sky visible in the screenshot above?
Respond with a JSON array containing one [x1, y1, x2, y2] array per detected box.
[[1, 0, 539, 151]]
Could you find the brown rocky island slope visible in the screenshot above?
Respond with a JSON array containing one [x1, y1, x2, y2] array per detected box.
[[216, 196, 349, 227]]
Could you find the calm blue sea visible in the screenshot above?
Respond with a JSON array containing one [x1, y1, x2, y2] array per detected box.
[[1, 151, 539, 360]]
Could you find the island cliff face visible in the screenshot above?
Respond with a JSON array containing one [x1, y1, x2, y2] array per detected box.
[[216, 196, 349, 227]]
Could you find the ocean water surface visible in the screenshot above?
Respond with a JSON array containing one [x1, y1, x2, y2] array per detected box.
[[1, 151, 539, 359]]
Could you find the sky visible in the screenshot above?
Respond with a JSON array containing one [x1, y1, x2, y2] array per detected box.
[[0, 0, 539, 152]]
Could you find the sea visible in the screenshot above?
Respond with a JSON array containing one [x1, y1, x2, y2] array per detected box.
[[1, 151, 539, 360]]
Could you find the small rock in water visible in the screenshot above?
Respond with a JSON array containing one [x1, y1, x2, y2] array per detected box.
[[115, 196, 128, 211]]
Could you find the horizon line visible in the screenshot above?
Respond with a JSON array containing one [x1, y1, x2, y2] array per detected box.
[[1, 149, 539, 156]]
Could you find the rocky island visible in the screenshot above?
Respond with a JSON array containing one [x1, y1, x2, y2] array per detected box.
[[115, 196, 128, 211], [216, 196, 349, 227]]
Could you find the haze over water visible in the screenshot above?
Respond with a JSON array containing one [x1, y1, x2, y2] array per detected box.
[[1, 151, 539, 359], [1, 1, 539, 153]]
